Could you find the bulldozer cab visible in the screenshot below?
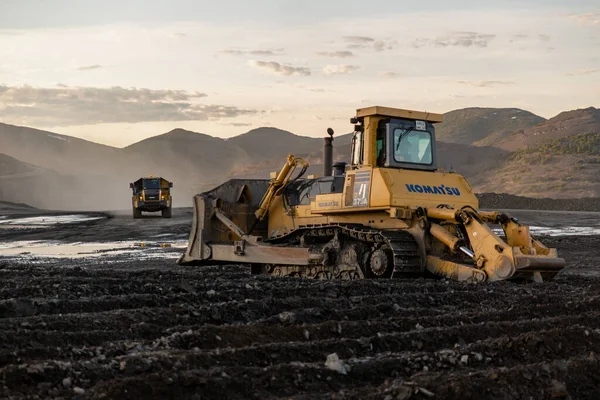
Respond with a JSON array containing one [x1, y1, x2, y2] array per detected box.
[[351, 106, 441, 172]]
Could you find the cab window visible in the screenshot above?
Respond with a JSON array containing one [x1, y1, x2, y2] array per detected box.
[[393, 129, 433, 165]]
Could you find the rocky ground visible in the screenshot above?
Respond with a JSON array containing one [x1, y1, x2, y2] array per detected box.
[[1, 203, 600, 399]]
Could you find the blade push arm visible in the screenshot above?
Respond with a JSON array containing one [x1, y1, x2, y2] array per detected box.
[[254, 154, 309, 221], [424, 207, 565, 282]]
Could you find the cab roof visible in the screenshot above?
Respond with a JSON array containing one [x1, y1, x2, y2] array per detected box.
[[356, 106, 443, 123]]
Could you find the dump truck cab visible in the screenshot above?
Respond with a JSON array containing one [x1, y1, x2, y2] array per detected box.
[[129, 176, 173, 218]]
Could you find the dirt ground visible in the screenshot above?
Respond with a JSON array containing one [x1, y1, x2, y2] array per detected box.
[[1, 205, 600, 399]]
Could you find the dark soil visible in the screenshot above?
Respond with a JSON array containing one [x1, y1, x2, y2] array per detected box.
[[0, 207, 599, 399]]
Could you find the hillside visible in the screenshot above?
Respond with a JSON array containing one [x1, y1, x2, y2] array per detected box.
[[0, 122, 122, 175], [473, 132, 600, 198], [436, 108, 545, 146], [0, 153, 129, 211], [227, 127, 323, 160], [1, 105, 598, 210], [0, 153, 39, 177], [231, 140, 510, 183], [123, 128, 250, 177], [494, 107, 600, 151]]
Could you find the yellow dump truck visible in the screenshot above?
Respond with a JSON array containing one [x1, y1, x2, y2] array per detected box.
[[177, 106, 565, 283], [129, 176, 173, 218]]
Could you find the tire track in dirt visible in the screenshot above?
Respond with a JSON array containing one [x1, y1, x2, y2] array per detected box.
[[1, 232, 599, 399]]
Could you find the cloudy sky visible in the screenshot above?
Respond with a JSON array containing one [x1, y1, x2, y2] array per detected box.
[[0, 0, 598, 147]]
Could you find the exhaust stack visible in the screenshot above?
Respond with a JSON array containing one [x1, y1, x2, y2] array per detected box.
[[323, 128, 334, 177]]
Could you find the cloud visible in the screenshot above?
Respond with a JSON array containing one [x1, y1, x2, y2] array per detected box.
[[570, 13, 600, 26], [566, 69, 600, 76], [379, 71, 399, 78], [220, 48, 285, 56], [323, 64, 360, 75], [373, 40, 399, 52], [413, 31, 496, 48], [509, 33, 529, 43], [221, 122, 252, 127], [0, 84, 259, 126], [248, 60, 310, 76], [76, 64, 103, 71], [343, 36, 375, 44], [316, 51, 354, 58], [458, 80, 516, 87], [343, 36, 397, 52]]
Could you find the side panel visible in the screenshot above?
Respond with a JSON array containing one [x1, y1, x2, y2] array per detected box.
[[333, 168, 478, 211], [386, 169, 478, 209]]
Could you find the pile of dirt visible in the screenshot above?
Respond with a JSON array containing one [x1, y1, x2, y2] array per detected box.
[[477, 192, 600, 212]]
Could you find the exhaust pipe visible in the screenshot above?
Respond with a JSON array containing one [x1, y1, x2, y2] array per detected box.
[[323, 128, 334, 177]]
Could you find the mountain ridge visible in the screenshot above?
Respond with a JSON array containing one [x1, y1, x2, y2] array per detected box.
[[1, 105, 598, 210]]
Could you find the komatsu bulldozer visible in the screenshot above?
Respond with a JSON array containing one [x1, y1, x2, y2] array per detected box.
[[177, 106, 566, 282]]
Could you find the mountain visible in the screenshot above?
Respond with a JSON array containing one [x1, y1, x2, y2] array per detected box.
[[227, 127, 323, 160], [435, 108, 546, 146], [1, 106, 598, 210], [0, 122, 121, 175], [493, 107, 600, 151], [231, 140, 510, 184], [0, 153, 116, 210], [473, 131, 600, 198], [123, 128, 250, 179]]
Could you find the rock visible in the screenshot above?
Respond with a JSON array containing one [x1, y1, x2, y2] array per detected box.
[[550, 380, 568, 398], [473, 352, 484, 362], [325, 353, 348, 375], [278, 311, 297, 324], [179, 282, 197, 295], [460, 355, 469, 364], [206, 290, 216, 297], [26, 365, 44, 374], [393, 303, 401, 312], [0, 298, 38, 318], [73, 387, 85, 395], [415, 323, 424, 330], [62, 377, 72, 388], [303, 329, 310, 340]]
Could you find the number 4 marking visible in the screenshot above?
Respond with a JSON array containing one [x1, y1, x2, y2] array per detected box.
[[358, 183, 367, 198]]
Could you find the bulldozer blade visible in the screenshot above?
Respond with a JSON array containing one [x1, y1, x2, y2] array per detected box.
[[178, 179, 271, 266]]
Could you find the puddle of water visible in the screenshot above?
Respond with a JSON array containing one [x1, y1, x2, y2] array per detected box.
[[0, 214, 105, 229], [0, 240, 187, 259], [492, 225, 600, 237]]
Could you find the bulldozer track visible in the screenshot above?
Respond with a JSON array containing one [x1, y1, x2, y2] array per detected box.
[[265, 224, 422, 278]]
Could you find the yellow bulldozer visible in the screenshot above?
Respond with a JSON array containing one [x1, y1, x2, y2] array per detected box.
[[177, 106, 565, 282]]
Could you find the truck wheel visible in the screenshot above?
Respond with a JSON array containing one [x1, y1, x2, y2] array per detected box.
[[162, 206, 172, 218], [133, 208, 142, 219]]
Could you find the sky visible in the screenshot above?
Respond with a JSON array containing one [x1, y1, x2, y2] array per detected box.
[[0, 0, 598, 147]]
